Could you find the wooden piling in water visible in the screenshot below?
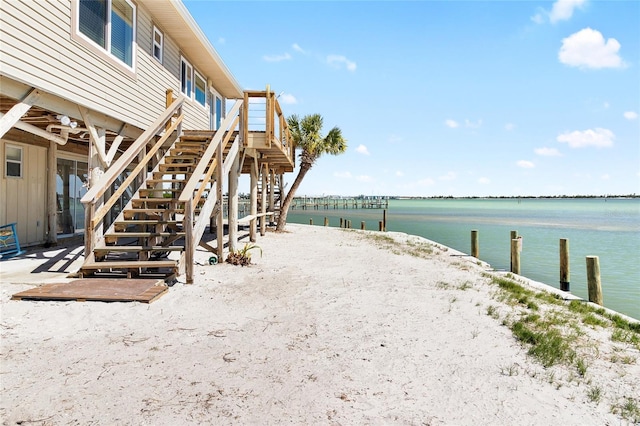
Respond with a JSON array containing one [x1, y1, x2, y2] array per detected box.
[[586, 256, 603, 306], [379, 221, 383, 232], [324, 217, 328, 227], [361, 221, 365, 230], [510, 231, 517, 271], [347, 220, 352, 229], [383, 209, 387, 232], [511, 238, 521, 275], [471, 230, 479, 258], [560, 239, 570, 292], [309, 218, 313, 226], [340, 218, 344, 228]]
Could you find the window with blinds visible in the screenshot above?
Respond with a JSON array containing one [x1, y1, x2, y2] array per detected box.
[[77, 0, 135, 68]]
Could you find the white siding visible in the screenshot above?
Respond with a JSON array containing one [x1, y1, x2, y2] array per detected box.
[[0, 140, 47, 246], [0, 0, 210, 132]]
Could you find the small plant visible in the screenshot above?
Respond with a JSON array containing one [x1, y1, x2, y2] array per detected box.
[[226, 243, 262, 266], [500, 363, 519, 377], [487, 305, 499, 319], [587, 386, 602, 404], [576, 358, 588, 376]]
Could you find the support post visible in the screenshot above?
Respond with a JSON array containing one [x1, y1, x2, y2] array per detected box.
[[511, 238, 521, 275], [383, 209, 387, 232], [46, 140, 58, 245], [185, 201, 194, 284], [249, 158, 258, 242], [340, 218, 344, 228], [309, 218, 313, 225], [260, 165, 267, 236], [228, 148, 239, 253], [560, 238, 570, 292], [216, 141, 224, 261], [586, 256, 603, 306], [361, 221, 365, 230], [324, 217, 328, 227], [471, 230, 479, 258], [379, 221, 383, 232]]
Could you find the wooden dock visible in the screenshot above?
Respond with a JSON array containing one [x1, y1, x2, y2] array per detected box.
[[291, 197, 389, 210]]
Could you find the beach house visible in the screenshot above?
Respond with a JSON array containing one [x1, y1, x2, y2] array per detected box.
[[0, 0, 295, 283]]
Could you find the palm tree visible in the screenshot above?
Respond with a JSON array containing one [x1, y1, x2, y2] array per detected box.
[[276, 114, 347, 231]]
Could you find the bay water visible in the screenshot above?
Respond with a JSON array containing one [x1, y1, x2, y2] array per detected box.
[[286, 198, 640, 320]]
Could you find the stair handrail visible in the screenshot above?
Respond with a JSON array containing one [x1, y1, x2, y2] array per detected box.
[[81, 97, 184, 254], [81, 97, 184, 205], [177, 100, 243, 206]]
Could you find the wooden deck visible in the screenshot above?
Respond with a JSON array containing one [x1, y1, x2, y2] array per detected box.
[[11, 279, 168, 303]]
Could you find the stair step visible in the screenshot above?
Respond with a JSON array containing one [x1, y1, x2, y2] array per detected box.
[[81, 260, 178, 270], [114, 220, 180, 226], [159, 164, 193, 171], [94, 246, 183, 254], [104, 232, 186, 238], [132, 198, 181, 205]]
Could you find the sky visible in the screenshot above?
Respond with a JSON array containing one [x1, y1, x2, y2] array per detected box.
[[185, 0, 640, 197]]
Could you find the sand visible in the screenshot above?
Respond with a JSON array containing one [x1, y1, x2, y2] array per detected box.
[[1, 224, 639, 425]]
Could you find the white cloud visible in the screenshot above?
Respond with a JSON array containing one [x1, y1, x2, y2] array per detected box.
[[603, 101, 610, 109], [624, 111, 638, 120], [557, 128, 615, 148], [355, 144, 370, 155], [444, 119, 459, 128], [217, 37, 226, 45], [278, 93, 297, 105], [505, 123, 516, 131], [535, 147, 563, 157], [478, 177, 491, 185], [292, 43, 306, 54], [559, 28, 625, 69], [334, 171, 352, 178], [465, 119, 483, 129], [326, 55, 357, 72], [517, 160, 535, 169], [356, 175, 373, 183], [263, 52, 292, 62], [438, 171, 457, 181], [531, 0, 586, 24], [396, 171, 404, 177], [549, 0, 587, 23], [417, 178, 435, 186]]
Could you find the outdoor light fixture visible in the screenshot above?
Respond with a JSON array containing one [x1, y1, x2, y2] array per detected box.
[[56, 114, 71, 126]]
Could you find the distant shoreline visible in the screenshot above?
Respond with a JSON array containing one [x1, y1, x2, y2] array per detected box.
[[291, 194, 639, 200]]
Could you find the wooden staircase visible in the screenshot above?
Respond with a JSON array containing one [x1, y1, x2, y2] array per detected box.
[[80, 132, 218, 279]]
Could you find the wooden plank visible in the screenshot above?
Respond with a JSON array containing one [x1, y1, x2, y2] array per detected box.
[[0, 88, 40, 137], [82, 260, 177, 269], [11, 279, 168, 304]]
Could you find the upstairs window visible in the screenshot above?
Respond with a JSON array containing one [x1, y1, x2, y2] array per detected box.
[[152, 26, 163, 63], [194, 71, 207, 107], [5, 144, 22, 178], [180, 57, 193, 97], [77, 0, 136, 68]]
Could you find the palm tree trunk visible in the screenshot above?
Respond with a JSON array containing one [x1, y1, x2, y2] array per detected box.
[[276, 162, 312, 231]]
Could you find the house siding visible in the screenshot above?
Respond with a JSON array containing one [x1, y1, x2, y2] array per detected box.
[[0, 0, 210, 132]]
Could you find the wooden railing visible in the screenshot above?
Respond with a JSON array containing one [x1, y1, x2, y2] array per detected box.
[[80, 97, 184, 256], [180, 100, 243, 283], [243, 89, 295, 165]]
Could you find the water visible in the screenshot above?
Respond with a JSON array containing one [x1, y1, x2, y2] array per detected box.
[[286, 198, 640, 320]]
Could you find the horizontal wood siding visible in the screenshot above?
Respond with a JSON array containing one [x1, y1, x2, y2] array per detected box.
[[0, 0, 210, 132]]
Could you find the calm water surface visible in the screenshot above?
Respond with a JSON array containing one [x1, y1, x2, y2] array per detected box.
[[287, 198, 640, 320]]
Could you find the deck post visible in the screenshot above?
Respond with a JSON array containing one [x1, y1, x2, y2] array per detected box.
[[228, 148, 239, 253], [260, 164, 268, 236], [216, 140, 224, 261], [249, 158, 258, 242], [185, 201, 194, 284]]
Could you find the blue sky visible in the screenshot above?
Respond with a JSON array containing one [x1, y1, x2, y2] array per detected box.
[[185, 0, 640, 197]]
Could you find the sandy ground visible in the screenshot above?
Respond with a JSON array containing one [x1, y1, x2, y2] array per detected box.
[[1, 224, 639, 425]]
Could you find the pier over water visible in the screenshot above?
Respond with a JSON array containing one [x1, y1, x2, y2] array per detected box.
[[291, 196, 389, 210]]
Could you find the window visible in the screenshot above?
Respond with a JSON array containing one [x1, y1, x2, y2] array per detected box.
[[77, 0, 136, 68], [5, 145, 22, 178], [152, 26, 163, 63], [194, 71, 207, 107], [181, 57, 193, 97]]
